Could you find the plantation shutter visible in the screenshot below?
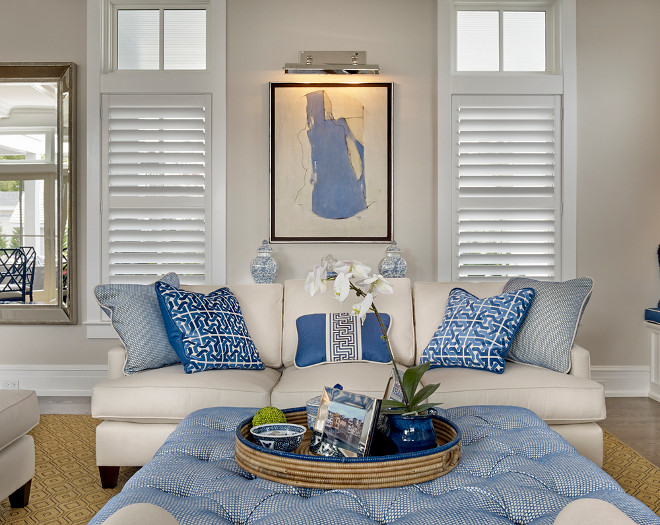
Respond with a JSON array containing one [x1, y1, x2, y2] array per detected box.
[[452, 95, 561, 281], [101, 94, 210, 284]]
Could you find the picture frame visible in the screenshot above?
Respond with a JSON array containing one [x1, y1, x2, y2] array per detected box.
[[310, 386, 381, 458], [270, 82, 393, 243]]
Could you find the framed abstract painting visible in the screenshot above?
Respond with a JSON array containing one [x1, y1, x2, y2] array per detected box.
[[270, 82, 392, 243]]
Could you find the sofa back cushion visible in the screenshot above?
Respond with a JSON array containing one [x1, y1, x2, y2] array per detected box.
[[282, 278, 415, 368], [413, 281, 506, 364], [183, 283, 283, 368]]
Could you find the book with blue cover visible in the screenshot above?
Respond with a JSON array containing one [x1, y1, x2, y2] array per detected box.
[[645, 308, 660, 324]]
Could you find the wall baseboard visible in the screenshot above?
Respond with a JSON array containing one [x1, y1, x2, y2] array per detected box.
[[0, 364, 652, 398], [590, 365, 650, 397], [0, 365, 107, 396]]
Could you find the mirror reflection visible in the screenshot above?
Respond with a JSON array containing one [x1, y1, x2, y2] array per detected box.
[[0, 64, 75, 323]]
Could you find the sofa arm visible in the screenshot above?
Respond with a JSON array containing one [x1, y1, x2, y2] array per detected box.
[[108, 346, 126, 379], [569, 344, 591, 379]]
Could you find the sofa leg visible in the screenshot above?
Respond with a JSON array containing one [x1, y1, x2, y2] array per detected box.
[[8, 480, 31, 508], [99, 466, 120, 488]]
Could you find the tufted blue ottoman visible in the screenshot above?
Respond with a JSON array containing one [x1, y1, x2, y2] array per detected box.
[[91, 405, 660, 525]]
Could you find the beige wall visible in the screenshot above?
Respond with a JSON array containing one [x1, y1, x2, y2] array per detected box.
[[225, 0, 438, 284], [574, 0, 660, 366], [0, 0, 658, 375]]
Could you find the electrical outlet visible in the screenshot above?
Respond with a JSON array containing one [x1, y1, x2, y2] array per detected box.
[[1, 379, 19, 389]]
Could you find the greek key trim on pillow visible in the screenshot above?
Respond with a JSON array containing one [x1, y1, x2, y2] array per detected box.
[[503, 277, 593, 373], [155, 282, 265, 374], [94, 272, 180, 374], [420, 287, 535, 374], [295, 312, 392, 368]]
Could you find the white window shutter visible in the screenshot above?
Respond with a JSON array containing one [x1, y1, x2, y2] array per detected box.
[[452, 95, 561, 281], [101, 94, 210, 285]]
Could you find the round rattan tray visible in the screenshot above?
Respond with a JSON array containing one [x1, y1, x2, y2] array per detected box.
[[235, 408, 461, 489]]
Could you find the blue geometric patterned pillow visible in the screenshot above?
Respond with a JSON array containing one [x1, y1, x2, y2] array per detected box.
[[94, 272, 180, 374], [155, 282, 265, 374], [420, 287, 535, 374], [295, 313, 392, 368], [503, 277, 593, 373]]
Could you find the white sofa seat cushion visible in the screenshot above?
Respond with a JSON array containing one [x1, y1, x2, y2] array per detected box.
[[270, 362, 397, 409], [421, 361, 606, 424], [282, 278, 415, 368], [0, 389, 39, 450], [92, 365, 281, 423]]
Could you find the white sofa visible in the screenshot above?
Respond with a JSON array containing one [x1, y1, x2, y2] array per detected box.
[[91, 278, 606, 488]]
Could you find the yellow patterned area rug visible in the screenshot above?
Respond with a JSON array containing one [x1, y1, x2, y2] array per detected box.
[[603, 429, 660, 515], [1, 416, 659, 524], [0, 415, 138, 525]]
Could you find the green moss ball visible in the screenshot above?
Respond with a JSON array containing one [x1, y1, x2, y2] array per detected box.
[[252, 406, 287, 427]]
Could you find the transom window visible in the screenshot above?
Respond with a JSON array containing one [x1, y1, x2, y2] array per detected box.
[[455, 1, 556, 72], [113, 6, 207, 71]]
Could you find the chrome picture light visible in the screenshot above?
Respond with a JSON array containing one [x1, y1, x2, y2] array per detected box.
[[284, 51, 380, 74]]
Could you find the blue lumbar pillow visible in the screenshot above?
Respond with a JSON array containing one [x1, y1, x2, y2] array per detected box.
[[420, 287, 535, 374], [294, 312, 392, 368], [503, 277, 593, 373], [94, 272, 180, 374], [155, 282, 265, 374]]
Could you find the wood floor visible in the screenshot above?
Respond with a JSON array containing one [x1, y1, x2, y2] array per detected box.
[[36, 396, 660, 466], [600, 397, 660, 466]]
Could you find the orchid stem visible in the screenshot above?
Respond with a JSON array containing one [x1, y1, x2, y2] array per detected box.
[[348, 282, 410, 409]]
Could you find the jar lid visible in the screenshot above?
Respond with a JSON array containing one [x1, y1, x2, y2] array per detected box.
[[257, 240, 272, 253], [386, 241, 402, 254]]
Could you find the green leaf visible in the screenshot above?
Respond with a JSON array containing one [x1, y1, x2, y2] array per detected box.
[[412, 402, 442, 414], [401, 362, 430, 401], [380, 407, 408, 415], [410, 382, 441, 409], [381, 399, 407, 409]]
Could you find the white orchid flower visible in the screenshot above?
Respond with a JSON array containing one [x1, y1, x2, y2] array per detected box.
[[333, 260, 371, 280], [333, 272, 351, 302], [304, 264, 328, 297], [351, 292, 373, 323], [361, 274, 394, 296]]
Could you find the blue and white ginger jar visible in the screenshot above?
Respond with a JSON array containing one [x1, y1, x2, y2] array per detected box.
[[250, 240, 278, 284], [378, 241, 407, 278]]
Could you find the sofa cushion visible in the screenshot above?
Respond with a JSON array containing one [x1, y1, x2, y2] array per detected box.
[[420, 287, 535, 374], [270, 362, 396, 409], [94, 273, 180, 374], [295, 312, 391, 368], [503, 277, 594, 373], [183, 283, 283, 369], [0, 389, 39, 450], [420, 360, 606, 424], [91, 365, 281, 423], [413, 281, 507, 364], [155, 282, 265, 374], [282, 278, 415, 368]]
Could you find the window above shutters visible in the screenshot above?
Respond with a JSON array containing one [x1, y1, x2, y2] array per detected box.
[[452, 94, 562, 281], [101, 93, 210, 285]]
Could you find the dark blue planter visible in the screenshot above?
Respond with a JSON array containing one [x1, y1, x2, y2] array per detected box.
[[385, 414, 437, 454]]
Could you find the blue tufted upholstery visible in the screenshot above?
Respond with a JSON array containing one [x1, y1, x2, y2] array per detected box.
[[90, 405, 659, 525]]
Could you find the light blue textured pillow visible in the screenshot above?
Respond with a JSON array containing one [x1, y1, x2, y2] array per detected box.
[[502, 277, 593, 373], [94, 273, 180, 374], [155, 282, 265, 374], [420, 287, 535, 374], [295, 312, 392, 368]]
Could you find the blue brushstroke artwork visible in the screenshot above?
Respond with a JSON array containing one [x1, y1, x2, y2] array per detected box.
[[305, 90, 367, 219]]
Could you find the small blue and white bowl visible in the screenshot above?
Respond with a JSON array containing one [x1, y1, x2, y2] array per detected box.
[[250, 423, 306, 452]]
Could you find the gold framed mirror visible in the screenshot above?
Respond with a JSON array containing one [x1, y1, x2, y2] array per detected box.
[[0, 63, 75, 323]]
